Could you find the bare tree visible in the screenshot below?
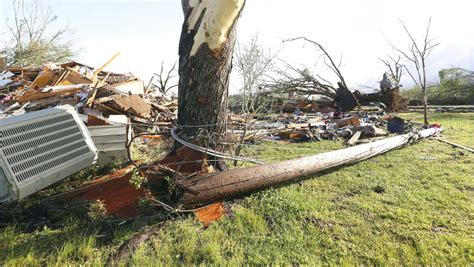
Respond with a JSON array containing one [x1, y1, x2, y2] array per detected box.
[[5, 0, 74, 66], [151, 61, 178, 95], [284, 37, 349, 89], [232, 35, 276, 165], [266, 61, 339, 99], [389, 18, 439, 124]]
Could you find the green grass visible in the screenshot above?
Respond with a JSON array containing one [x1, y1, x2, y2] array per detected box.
[[1, 113, 473, 265], [401, 112, 474, 147]]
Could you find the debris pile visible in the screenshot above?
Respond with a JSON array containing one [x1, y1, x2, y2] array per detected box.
[[228, 109, 413, 145], [0, 57, 443, 225], [0, 57, 177, 129]]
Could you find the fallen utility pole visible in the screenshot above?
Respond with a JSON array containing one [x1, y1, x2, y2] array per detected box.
[[176, 128, 441, 207]]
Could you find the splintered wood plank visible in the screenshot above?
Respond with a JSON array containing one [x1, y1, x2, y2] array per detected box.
[[111, 95, 152, 118], [56, 68, 94, 86], [16, 87, 84, 103]]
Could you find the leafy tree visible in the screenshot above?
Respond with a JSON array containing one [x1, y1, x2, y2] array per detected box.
[[235, 34, 276, 114], [4, 0, 75, 67], [401, 68, 474, 105]]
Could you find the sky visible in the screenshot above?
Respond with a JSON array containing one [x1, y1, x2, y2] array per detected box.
[[1, 0, 473, 94]]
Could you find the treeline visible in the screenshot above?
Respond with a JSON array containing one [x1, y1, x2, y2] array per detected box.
[[401, 68, 474, 105]]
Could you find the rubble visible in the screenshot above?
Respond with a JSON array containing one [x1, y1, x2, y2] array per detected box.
[[0, 59, 177, 138], [0, 57, 178, 204], [0, 59, 177, 129], [227, 109, 411, 145]]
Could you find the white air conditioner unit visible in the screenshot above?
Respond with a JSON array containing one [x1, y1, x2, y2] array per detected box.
[[0, 105, 97, 202]]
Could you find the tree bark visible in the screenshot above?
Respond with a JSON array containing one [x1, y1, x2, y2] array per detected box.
[[422, 87, 429, 125], [422, 58, 429, 125], [178, 1, 245, 139]]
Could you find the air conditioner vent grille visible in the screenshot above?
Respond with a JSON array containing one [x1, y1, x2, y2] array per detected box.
[[12, 140, 87, 175], [0, 110, 95, 186], [3, 127, 79, 156], [1, 119, 76, 147], [0, 114, 70, 138], [7, 133, 83, 165], [16, 147, 91, 183], [0, 106, 97, 201]]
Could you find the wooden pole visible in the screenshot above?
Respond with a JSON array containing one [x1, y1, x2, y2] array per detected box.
[[176, 128, 442, 207]]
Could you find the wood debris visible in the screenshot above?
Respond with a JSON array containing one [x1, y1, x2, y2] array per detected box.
[[0, 59, 177, 128]]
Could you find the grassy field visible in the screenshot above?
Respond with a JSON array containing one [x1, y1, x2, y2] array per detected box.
[[1, 113, 473, 265]]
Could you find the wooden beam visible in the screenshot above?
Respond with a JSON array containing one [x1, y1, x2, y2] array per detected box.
[[347, 131, 361, 146], [93, 52, 121, 78], [16, 84, 87, 103]]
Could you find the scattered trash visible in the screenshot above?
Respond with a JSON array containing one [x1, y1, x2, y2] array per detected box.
[[387, 117, 405, 134], [0, 57, 177, 204], [227, 108, 411, 145]]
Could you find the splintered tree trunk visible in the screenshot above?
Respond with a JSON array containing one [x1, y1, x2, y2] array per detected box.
[[178, 0, 246, 139]]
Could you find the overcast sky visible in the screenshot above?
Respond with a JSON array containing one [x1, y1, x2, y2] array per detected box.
[[1, 0, 473, 93]]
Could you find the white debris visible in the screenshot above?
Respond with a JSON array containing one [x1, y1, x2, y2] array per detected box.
[[0, 79, 12, 89], [0, 71, 15, 89], [0, 71, 15, 79]]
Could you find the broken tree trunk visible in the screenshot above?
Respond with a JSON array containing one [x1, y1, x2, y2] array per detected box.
[[176, 128, 441, 207], [178, 0, 245, 138]]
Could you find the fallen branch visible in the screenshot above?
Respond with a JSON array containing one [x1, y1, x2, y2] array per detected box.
[[106, 222, 164, 266], [436, 138, 474, 153]]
